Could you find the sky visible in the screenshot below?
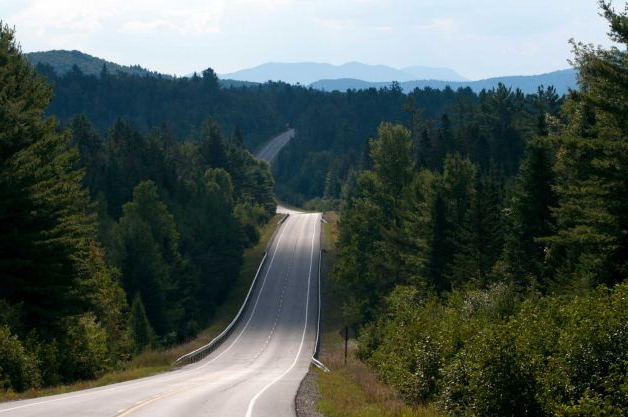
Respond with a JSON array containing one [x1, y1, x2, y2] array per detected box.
[[0, 0, 617, 80]]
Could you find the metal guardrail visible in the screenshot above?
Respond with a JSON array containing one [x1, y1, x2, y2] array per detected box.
[[172, 213, 288, 367], [311, 214, 330, 372], [172, 252, 268, 366]]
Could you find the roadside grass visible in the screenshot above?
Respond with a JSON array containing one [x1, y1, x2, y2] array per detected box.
[[0, 213, 282, 403], [315, 211, 442, 417]]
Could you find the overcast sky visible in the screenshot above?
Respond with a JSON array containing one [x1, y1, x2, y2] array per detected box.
[[1, 0, 616, 80]]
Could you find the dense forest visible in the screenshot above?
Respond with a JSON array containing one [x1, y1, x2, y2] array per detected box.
[[1, 2, 626, 412], [34, 62, 287, 151], [0, 25, 274, 391], [273, 83, 561, 207], [333, 2, 628, 415], [34, 56, 562, 210]]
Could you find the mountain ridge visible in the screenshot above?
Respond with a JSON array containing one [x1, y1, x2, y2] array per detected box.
[[310, 68, 578, 95], [218, 61, 468, 84], [25, 50, 173, 79], [25, 50, 576, 95]]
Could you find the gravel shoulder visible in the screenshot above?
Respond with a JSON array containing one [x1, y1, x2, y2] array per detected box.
[[296, 369, 325, 417]]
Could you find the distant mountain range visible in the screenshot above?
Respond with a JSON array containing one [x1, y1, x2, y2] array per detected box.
[[25, 50, 172, 79], [219, 62, 468, 84], [311, 69, 578, 95], [25, 50, 577, 96]]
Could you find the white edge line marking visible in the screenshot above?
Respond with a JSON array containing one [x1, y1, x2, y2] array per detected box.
[[192, 214, 291, 371], [245, 213, 319, 417], [0, 215, 292, 414]]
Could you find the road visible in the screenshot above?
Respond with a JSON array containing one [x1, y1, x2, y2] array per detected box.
[[0, 130, 320, 417], [256, 129, 295, 164]]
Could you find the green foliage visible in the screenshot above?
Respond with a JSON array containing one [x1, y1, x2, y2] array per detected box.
[[112, 180, 184, 338], [359, 282, 628, 416], [332, 6, 628, 416], [0, 23, 127, 391], [35, 62, 283, 151], [501, 137, 556, 289], [61, 314, 109, 381], [541, 1, 628, 288], [370, 123, 414, 200], [129, 295, 154, 354], [0, 326, 41, 392], [74, 114, 272, 343]]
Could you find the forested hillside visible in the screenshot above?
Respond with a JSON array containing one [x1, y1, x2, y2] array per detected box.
[[2, 1, 626, 408], [333, 2, 628, 415], [33, 63, 287, 151], [273, 83, 561, 207], [25, 50, 171, 79], [0, 25, 274, 391], [29, 55, 564, 211]]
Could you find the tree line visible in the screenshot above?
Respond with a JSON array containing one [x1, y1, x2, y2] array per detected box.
[[273, 77, 561, 209], [0, 25, 275, 391], [333, 2, 628, 415]]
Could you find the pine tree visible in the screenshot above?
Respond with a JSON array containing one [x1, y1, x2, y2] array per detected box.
[[545, 1, 628, 287], [129, 294, 154, 354], [0, 24, 125, 333], [112, 181, 184, 338], [450, 168, 504, 288], [433, 154, 477, 291], [369, 123, 414, 207], [0, 24, 128, 386], [502, 138, 556, 289], [200, 118, 228, 169]]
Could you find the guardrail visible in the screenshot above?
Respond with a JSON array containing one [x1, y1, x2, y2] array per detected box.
[[311, 214, 330, 372], [172, 213, 288, 367]]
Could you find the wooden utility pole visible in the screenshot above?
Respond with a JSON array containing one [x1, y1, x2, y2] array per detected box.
[[344, 326, 348, 366]]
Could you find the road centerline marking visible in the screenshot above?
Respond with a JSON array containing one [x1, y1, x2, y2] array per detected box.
[[245, 213, 319, 417]]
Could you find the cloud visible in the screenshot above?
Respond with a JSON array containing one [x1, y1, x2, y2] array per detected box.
[[9, 0, 115, 34], [122, 20, 176, 34], [9, 0, 225, 38], [414, 18, 457, 35], [3, 0, 617, 79]]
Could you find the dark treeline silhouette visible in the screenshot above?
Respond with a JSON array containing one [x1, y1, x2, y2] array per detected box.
[[273, 83, 561, 207], [34, 58, 559, 211], [35, 63, 286, 151]]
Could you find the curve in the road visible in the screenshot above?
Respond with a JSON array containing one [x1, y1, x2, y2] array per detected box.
[[256, 129, 295, 164], [0, 129, 320, 417]]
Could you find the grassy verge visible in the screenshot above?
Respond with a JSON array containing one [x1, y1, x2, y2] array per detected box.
[[0, 213, 282, 403], [314, 212, 442, 417]]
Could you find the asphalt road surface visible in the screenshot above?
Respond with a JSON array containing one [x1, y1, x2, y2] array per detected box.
[[0, 130, 321, 417], [256, 129, 295, 164]]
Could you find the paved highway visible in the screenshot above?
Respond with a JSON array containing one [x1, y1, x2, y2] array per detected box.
[[0, 130, 320, 417], [256, 129, 295, 164]]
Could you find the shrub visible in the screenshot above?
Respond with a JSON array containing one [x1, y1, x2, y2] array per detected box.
[[62, 314, 109, 381], [0, 326, 41, 392], [439, 324, 541, 417]]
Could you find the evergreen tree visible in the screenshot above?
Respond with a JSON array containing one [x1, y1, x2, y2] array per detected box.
[[450, 169, 504, 288], [112, 181, 184, 338], [200, 118, 228, 169], [502, 138, 556, 289], [437, 154, 477, 290], [129, 294, 154, 354], [545, 1, 628, 287], [0, 23, 127, 387], [369, 123, 414, 208]]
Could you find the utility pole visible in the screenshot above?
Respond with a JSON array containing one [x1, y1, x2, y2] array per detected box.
[[344, 326, 348, 366]]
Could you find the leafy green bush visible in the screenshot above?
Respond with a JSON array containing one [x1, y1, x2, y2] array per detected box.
[[359, 282, 628, 416], [439, 324, 541, 417], [62, 314, 109, 381], [0, 326, 41, 392]]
